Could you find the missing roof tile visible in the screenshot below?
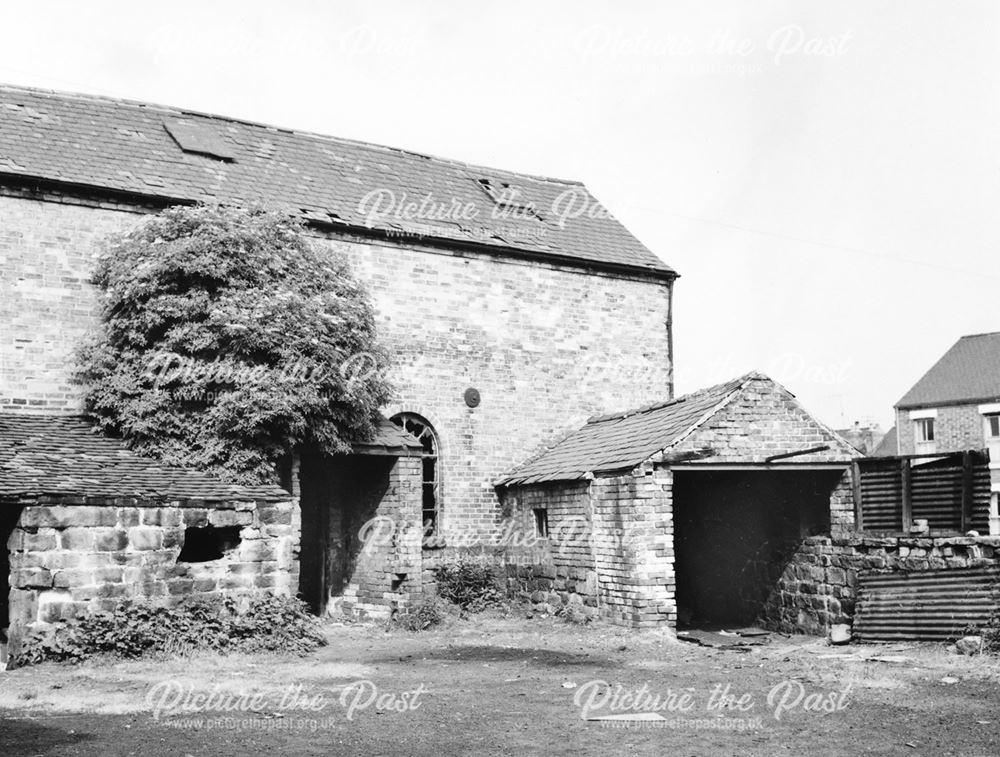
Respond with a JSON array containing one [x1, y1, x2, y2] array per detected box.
[[163, 118, 236, 162], [475, 178, 542, 220]]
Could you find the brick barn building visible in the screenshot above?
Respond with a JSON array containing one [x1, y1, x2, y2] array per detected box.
[[0, 85, 676, 637]]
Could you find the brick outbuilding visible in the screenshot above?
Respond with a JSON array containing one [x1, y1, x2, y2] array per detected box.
[[496, 373, 860, 630]]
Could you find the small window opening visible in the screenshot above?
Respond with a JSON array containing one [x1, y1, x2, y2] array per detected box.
[[986, 414, 1000, 439], [916, 418, 935, 443], [177, 526, 241, 563], [533, 508, 549, 538], [391, 573, 407, 591]]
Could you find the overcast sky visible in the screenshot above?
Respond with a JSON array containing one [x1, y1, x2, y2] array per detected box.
[[2, 1, 997, 430]]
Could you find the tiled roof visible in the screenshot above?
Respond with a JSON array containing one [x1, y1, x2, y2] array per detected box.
[[353, 418, 424, 456], [896, 332, 1000, 409], [499, 375, 751, 485], [871, 426, 898, 457], [0, 84, 674, 278], [0, 414, 290, 501], [0, 414, 420, 500]]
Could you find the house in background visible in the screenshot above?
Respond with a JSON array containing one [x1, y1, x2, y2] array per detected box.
[[894, 332, 1000, 458], [834, 421, 885, 455], [870, 426, 897, 457]]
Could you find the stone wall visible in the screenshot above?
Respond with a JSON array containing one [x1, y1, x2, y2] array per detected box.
[[3, 494, 298, 650], [0, 191, 674, 547], [760, 533, 1000, 634]]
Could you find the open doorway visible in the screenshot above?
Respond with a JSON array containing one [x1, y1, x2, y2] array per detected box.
[[672, 469, 843, 629], [1, 506, 22, 655], [299, 452, 395, 615]]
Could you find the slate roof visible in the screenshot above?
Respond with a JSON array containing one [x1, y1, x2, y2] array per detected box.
[[0, 84, 674, 278], [0, 414, 297, 501], [871, 426, 898, 457], [896, 332, 1000, 409], [353, 418, 424, 456], [498, 375, 751, 485]]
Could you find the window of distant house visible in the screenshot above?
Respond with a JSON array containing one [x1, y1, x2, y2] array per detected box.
[[915, 417, 935, 444], [390, 413, 440, 535], [986, 415, 1000, 439]]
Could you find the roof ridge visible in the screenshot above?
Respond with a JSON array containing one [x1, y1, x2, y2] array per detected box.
[[0, 82, 585, 187], [586, 371, 761, 425], [960, 331, 1000, 339]]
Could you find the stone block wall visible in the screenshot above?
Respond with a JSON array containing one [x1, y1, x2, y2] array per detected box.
[[4, 494, 298, 649], [760, 533, 1000, 634], [896, 404, 990, 455], [0, 191, 675, 552]]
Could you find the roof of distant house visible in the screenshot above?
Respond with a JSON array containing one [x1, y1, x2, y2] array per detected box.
[[0, 413, 419, 501], [896, 332, 1000, 409], [871, 426, 898, 457], [0, 84, 674, 279], [498, 372, 857, 485]]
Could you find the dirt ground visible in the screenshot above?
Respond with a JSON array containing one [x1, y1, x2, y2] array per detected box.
[[1, 614, 999, 757]]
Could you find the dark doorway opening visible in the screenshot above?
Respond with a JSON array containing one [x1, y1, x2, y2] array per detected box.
[[1, 506, 23, 645], [672, 469, 843, 628], [299, 451, 395, 616]]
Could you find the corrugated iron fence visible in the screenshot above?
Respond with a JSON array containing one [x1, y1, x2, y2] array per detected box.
[[855, 567, 1000, 641], [853, 451, 992, 533]]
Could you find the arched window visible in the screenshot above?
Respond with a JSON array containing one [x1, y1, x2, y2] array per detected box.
[[390, 413, 440, 534]]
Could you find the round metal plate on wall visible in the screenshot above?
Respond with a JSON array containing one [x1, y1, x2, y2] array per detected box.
[[463, 387, 481, 408]]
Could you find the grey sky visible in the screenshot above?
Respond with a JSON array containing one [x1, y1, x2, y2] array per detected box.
[[2, 1, 996, 430]]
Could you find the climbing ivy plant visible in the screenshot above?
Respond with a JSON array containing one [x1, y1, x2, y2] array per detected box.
[[77, 204, 393, 484]]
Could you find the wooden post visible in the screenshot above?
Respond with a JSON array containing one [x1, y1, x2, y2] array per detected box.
[[852, 461, 864, 531], [901, 459, 913, 534], [961, 451, 975, 533]]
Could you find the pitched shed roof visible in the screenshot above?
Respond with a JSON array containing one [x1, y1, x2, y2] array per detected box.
[[0, 414, 290, 501], [0, 414, 421, 500], [0, 84, 674, 279], [498, 375, 751, 485], [896, 332, 1000, 409]]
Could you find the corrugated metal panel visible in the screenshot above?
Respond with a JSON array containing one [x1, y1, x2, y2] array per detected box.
[[854, 567, 1000, 641]]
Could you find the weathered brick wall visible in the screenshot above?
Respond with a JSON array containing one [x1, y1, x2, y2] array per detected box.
[[0, 192, 674, 544], [584, 469, 675, 627], [760, 534, 1000, 634], [333, 455, 423, 620], [500, 481, 598, 618], [668, 375, 857, 465], [500, 468, 675, 628], [4, 495, 297, 648], [896, 404, 989, 455]]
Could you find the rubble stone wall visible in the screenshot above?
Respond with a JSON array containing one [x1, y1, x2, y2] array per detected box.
[[4, 495, 298, 650], [760, 533, 1000, 634]]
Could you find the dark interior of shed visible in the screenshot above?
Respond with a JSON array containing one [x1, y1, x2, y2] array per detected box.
[[672, 469, 842, 628]]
